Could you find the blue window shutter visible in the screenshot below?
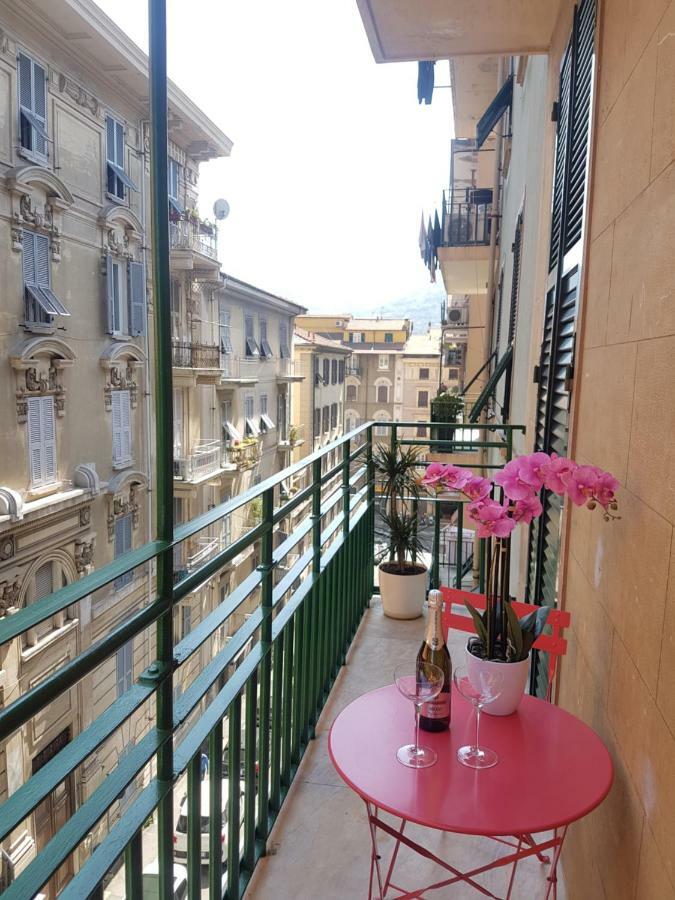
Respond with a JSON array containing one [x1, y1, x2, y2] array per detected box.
[[22, 229, 36, 283], [105, 254, 115, 334], [127, 260, 145, 336]]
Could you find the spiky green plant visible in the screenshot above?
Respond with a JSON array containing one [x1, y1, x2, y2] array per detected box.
[[374, 444, 425, 573]]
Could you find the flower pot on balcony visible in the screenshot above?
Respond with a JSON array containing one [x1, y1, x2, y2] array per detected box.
[[378, 562, 427, 619], [465, 647, 530, 716]]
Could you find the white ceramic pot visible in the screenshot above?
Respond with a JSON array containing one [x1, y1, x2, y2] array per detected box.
[[465, 647, 530, 716], [378, 563, 427, 619]]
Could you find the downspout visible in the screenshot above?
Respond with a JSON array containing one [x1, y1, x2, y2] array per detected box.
[[140, 119, 154, 609]]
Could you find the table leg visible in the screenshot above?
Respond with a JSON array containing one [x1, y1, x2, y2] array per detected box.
[[383, 817, 407, 896], [505, 836, 523, 899], [544, 826, 567, 900], [366, 802, 385, 900]]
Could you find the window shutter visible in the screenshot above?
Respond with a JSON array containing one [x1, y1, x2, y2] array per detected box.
[[507, 216, 523, 346], [120, 390, 131, 462], [105, 254, 115, 334], [127, 260, 145, 336], [19, 53, 33, 111], [548, 48, 572, 272], [115, 119, 124, 169], [41, 397, 57, 484], [22, 229, 36, 283], [111, 391, 122, 462], [35, 233, 50, 286], [34, 562, 54, 601], [27, 397, 43, 486], [32, 61, 47, 158]]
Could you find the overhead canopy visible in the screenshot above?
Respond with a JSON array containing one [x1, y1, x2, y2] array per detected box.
[[468, 345, 513, 422], [476, 76, 513, 149]]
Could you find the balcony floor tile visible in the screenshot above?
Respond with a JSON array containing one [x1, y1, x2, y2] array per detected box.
[[246, 598, 567, 899]]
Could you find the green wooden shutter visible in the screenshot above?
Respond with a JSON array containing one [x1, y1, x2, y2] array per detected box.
[[128, 260, 146, 336]]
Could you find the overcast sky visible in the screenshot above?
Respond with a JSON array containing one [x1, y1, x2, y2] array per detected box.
[[95, 0, 452, 313]]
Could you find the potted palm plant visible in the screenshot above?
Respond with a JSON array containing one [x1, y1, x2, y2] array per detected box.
[[375, 444, 427, 619], [423, 454, 620, 713]]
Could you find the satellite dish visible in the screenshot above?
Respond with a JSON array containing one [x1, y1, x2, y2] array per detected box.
[[213, 198, 230, 221]]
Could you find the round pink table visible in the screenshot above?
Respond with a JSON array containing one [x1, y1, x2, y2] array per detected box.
[[329, 684, 612, 900]]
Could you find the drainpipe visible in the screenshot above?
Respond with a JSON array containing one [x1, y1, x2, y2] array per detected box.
[[140, 119, 154, 609]]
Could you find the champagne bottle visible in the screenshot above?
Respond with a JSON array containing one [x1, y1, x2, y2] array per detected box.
[[418, 589, 451, 732]]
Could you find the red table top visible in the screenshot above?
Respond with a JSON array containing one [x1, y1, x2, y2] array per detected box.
[[329, 684, 613, 837]]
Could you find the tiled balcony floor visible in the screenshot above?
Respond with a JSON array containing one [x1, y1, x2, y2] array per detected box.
[[247, 597, 567, 899]]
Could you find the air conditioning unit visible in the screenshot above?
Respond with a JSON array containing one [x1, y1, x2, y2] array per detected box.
[[447, 308, 467, 325]]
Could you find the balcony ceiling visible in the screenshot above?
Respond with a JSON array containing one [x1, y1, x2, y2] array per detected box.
[[438, 246, 490, 295], [356, 0, 562, 60]]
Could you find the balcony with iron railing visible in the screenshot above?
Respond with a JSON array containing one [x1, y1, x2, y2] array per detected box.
[[223, 438, 262, 471], [0, 421, 540, 900], [277, 423, 305, 452], [276, 358, 304, 382], [173, 438, 224, 483], [169, 216, 218, 261], [219, 355, 260, 386], [171, 340, 221, 371]]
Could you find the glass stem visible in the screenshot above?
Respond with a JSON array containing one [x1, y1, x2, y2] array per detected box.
[[414, 703, 421, 755], [474, 702, 481, 751]]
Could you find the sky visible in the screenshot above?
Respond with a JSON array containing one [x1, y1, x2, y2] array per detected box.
[[94, 0, 452, 315]]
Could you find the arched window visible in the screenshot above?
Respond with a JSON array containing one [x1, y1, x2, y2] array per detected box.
[[374, 377, 392, 405], [374, 411, 391, 438], [22, 555, 74, 648], [346, 384, 357, 402]]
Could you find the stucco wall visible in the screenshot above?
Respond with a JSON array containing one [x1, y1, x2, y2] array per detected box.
[[559, 0, 675, 896]]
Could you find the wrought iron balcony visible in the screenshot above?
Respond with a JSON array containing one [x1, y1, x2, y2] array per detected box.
[[169, 217, 217, 259], [0, 421, 528, 899], [277, 423, 305, 451], [223, 439, 261, 471], [219, 355, 260, 385], [442, 191, 492, 247], [171, 340, 220, 370]]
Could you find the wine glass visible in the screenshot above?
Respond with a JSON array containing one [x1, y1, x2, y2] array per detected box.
[[453, 664, 503, 769], [394, 662, 444, 768]]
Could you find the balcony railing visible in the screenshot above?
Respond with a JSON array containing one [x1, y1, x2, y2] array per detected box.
[[0, 421, 531, 900], [172, 340, 220, 369], [277, 423, 305, 450], [277, 357, 303, 380], [173, 439, 222, 481], [220, 354, 260, 383], [442, 191, 492, 247], [169, 217, 217, 259], [224, 439, 261, 470], [345, 364, 362, 379]]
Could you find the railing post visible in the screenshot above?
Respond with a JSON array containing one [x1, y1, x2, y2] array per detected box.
[[308, 457, 322, 739], [431, 501, 441, 590], [342, 437, 351, 539], [148, 2, 174, 898], [367, 425, 375, 599], [455, 503, 464, 590], [257, 487, 274, 841]]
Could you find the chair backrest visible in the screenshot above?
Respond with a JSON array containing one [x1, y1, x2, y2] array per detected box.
[[440, 586, 571, 701]]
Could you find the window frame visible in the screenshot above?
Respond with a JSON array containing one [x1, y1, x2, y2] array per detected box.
[[378, 354, 389, 370], [114, 514, 134, 590], [419, 367, 430, 381], [376, 384, 389, 404], [417, 390, 429, 409], [111, 389, 133, 467], [17, 50, 49, 164], [27, 395, 57, 490], [105, 114, 137, 202], [244, 314, 260, 358]]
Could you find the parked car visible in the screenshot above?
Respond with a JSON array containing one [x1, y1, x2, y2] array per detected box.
[[173, 778, 245, 864], [141, 861, 188, 900]]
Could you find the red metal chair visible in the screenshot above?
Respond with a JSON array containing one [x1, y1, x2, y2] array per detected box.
[[439, 586, 571, 702]]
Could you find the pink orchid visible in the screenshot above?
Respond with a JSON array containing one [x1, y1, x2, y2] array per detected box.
[[462, 475, 492, 502], [563, 465, 599, 506], [541, 454, 577, 494], [511, 494, 543, 524], [493, 458, 538, 500], [440, 464, 472, 491], [466, 499, 516, 538], [421, 462, 447, 487], [592, 470, 620, 509]]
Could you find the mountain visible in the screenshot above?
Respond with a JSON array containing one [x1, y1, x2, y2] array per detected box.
[[361, 288, 446, 332]]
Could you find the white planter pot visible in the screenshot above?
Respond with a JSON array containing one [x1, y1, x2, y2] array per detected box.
[[378, 563, 427, 620], [465, 647, 530, 716]]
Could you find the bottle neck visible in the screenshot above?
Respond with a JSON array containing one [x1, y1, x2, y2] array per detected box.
[[424, 602, 445, 651]]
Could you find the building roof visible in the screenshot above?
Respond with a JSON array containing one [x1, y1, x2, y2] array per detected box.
[[403, 330, 442, 357], [294, 328, 352, 354], [221, 274, 307, 316], [345, 318, 409, 331]]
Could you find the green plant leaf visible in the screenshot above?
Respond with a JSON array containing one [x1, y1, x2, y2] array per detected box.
[[504, 601, 524, 661], [464, 601, 488, 646]]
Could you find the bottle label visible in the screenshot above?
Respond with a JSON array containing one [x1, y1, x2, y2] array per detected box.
[[422, 691, 450, 719]]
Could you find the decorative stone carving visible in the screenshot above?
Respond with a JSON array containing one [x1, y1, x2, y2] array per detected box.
[[0, 536, 15, 561], [104, 364, 138, 410], [11, 224, 23, 251], [0, 27, 13, 56], [0, 577, 21, 616], [75, 539, 95, 575], [20, 194, 42, 228], [80, 507, 91, 527], [16, 359, 67, 421], [106, 227, 130, 257], [57, 73, 101, 117], [74, 465, 101, 496], [106, 477, 145, 541], [0, 488, 24, 522]]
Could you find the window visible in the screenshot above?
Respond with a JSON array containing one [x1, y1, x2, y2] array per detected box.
[[346, 384, 357, 402], [244, 395, 259, 437], [277, 393, 287, 440], [313, 409, 320, 438], [260, 394, 275, 431], [116, 641, 134, 697], [419, 368, 430, 380], [448, 367, 459, 380], [168, 158, 183, 214], [173, 389, 184, 455], [322, 406, 329, 433], [279, 322, 290, 358], [374, 417, 389, 438], [416, 423, 426, 437], [417, 390, 429, 408], [330, 403, 338, 429], [22, 230, 70, 328], [23, 560, 71, 647], [114, 515, 133, 589], [221, 400, 241, 443], [322, 358, 330, 384], [180, 605, 191, 640], [378, 355, 389, 370], [338, 360, 345, 383], [259, 317, 273, 358], [351, 332, 364, 344], [244, 315, 260, 357], [384, 333, 394, 343], [446, 348, 463, 366], [27, 396, 57, 489], [105, 256, 145, 337], [18, 52, 48, 162], [106, 115, 137, 200], [331, 359, 338, 384], [111, 390, 132, 466], [376, 385, 388, 404], [218, 300, 232, 360], [170, 279, 181, 338]]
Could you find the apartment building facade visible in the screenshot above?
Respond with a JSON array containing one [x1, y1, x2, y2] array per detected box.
[[400, 329, 444, 440], [297, 315, 412, 444], [0, 0, 231, 886], [358, 0, 675, 894]]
